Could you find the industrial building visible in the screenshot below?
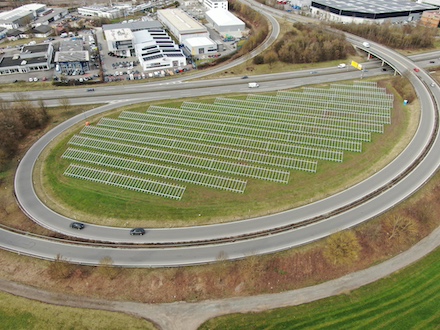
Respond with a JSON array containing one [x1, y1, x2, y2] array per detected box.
[[54, 40, 90, 75], [183, 36, 218, 57], [77, 6, 124, 19], [0, 43, 54, 75], [104, 28, 135, 57], [310, 0, 438, 24], [133, 29, 187, 71], [205, 9, 246, 38], [0, 3, 47, 29], [157, 8, 209, 43]]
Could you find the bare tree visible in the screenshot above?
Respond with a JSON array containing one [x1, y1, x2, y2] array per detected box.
[[58, 96, 71, 111]]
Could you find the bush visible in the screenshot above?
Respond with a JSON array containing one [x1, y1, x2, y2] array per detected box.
[[47, 254, 76, 279], [323, 231, 362, 266]]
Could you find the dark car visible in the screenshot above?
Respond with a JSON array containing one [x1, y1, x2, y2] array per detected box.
[[429, 60, 435, 64], [130, 228, 146, 236], [241, 75, 248, 79], [87, 88, 95, 92], [70, 222, 85, 230], [382, 68, 387, 71]]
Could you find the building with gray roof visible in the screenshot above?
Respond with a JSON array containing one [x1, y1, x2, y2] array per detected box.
[[310, 0, 438, 24]]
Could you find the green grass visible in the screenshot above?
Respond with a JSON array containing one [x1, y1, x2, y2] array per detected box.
[[0, 291, 156, 330], [37, 79, 414, 228], [199, 247, 440, 330]]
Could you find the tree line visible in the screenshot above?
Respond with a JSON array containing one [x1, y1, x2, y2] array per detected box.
[[330, 22, 436, 49], [253, 22, 355, 65], [0, 95, 48, 170]]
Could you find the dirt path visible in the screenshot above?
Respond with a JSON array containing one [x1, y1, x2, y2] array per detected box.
[[1, 224, 439, 330]]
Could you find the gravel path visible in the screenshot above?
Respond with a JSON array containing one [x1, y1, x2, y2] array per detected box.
[[1, 225, 439, 330]]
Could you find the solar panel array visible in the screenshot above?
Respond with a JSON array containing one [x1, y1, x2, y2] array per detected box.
[[62, 81, 393, 199]]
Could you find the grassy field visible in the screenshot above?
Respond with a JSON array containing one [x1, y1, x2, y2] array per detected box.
[[34, 77, 417, 228], [0, 291, 156, 330], [200, 246, 440, 330]]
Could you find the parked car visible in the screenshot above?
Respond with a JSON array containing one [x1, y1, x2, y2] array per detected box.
[[70, 222, 85, 230], [130, 228, 146, 236]]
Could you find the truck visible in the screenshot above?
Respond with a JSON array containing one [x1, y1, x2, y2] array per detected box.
[[362, 42, 370, 48], [248, 82, 259, 88]]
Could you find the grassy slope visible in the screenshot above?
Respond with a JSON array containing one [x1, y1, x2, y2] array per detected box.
[[0, 291, 156, 330], [199, 247, 440, 330]]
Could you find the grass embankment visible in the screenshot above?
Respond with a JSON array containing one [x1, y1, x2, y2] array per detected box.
[[0, 291, 156, 330], [200, 246, 440, 330], [36, 77, 416, 228]]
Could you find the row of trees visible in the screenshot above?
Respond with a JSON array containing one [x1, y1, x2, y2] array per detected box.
[[0, 95, 49, 170], [331, 22, 436, 50], [253, 23, 355, 65]]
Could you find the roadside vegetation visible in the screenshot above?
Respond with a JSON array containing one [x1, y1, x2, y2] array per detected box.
[[0, 95, 49, 171], [253, 22, 355, 66], [331, 22, 437, 50], [200, 246, 440, 330]]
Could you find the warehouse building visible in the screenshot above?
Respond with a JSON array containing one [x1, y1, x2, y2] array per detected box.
[[205, 9, 245, 38], [310, 0, 437, 24], [183, 36, 218, 57], [0, 3, 47, 29], [157, 8, 209, 43]]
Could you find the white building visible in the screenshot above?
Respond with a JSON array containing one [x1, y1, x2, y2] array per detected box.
[[77, 6, 124, 19], [104, 28, 135, 57], [133, 29, 187, 72], [0, 3, 47, 29], [203, 0, 228, 10], [0, 43, 53, 75], [184, 36, 218, 56], [205, 9, 245, 38], [157, 8, 209, 43]]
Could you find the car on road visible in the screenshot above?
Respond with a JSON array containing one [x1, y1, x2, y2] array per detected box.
[[310, 71, 318, 74], [70, 222, 85, 230], [130, 228, 146, 236], [430, 83, 436, 87], [86, 88, 95, 92], [382, 68, 387, 71], [429, 60, 435, 64], [241, 75, 248, 79], [414, 68, 420, 72]]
